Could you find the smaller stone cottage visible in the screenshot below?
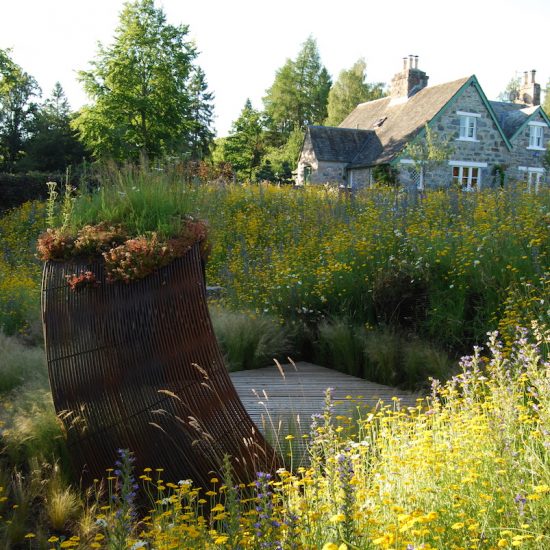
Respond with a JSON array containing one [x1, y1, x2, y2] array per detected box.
[[297, 56, 549, 190]]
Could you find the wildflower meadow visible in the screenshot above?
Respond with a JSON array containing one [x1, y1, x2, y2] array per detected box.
[[0, 171, 549, 548]]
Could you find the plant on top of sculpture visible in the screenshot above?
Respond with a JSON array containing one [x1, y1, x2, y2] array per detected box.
[[37, 179, 208, 285]]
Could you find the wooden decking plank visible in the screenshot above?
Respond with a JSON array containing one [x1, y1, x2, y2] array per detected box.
[[230, 361, 421, 439]]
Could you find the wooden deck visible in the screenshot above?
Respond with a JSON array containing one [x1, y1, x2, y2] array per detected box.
[[230, 362, 421, 462]]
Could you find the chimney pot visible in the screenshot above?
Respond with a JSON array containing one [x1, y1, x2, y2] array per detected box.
[[523, 71, 529, 85], [414, 56, 419, 69], [531, 70, 536, 83], [409, 55, 414, 69], [403, 57, 408, 70]]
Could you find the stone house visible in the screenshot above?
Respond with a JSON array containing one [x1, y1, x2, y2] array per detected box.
[[297, 56, 549, 190]]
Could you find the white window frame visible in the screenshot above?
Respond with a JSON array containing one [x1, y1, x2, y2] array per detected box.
[[518, 166, 545, 193], [527, 122, 545, 150], [449, 160, 486, 191], [457, 111, 481, 142]]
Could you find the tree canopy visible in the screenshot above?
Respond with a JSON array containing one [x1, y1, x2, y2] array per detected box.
[[0, 48, 40, 170], [20, 83, 87, 172], [72, 0, 214, 162], [263, 36, 331, 143], [221, 99, 266, 181], [498, 76, 521, 103], [543, 79, 550, 115], [325, 58, 385, 126]]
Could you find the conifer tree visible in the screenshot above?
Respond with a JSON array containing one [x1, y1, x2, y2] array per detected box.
[[263, 36, 331, 144], [223, 99, 266, 181]]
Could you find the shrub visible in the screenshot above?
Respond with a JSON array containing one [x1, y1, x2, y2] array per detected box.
[[1, 389, 68, 470], [316, 318, 366, 377], [210, 307, 291, 371], [316, 321, 454, 389]]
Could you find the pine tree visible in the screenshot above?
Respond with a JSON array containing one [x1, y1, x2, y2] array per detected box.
[[186, 67, 215, 160], [21, 82, 87, 172], [223, 100, 266, 181]]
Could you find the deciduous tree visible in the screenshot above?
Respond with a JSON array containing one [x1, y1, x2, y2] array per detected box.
[[0, 48, 40, 170], [72, 0, 213, 162], [325, 59, 385, 126]]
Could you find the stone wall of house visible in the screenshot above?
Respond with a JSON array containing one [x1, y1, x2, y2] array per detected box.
[[349, 167, 371, 188], [312, 161, 347, 185], [508, 110, 548, 184], [428, 83, 510, 188], [296, 132, 318, 185]]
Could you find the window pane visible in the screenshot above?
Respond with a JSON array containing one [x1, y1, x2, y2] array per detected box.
[[459, 118, 467, 138], [536, 127, 543, 147], [452, 166, 460, 180]]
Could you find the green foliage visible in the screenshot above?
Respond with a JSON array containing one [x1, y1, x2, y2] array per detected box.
[[316, 320, 453, 389], [263, 36, 331, 143], [543, 78, 550, 115], [404, 124, 454, 186], [263, 127, 304, 182], [17, 83, 88, 172], [3, 329, 548, 547], [210, 307, 291, 371], [0, 48, 40, 170], [1, 172, 549, 358], [0, 201, 44, 335], [498, 75, 521, 102], [221, 99, 266, 181], [1, 389, 67, 469], [186, 67, 215, 160], [72, 0, 213, 162], [0, 332, 47, 394], [325, 58, 385, 126], [68, 164, 202, 238]]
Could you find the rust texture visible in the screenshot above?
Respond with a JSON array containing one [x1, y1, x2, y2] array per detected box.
[[42, 243, 280, 486]]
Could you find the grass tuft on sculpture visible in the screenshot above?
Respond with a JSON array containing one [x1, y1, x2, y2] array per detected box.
[[39, 183, 280, 485]]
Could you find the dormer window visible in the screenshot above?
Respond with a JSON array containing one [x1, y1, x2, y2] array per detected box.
[[528, 122, 545, 150], [457, 111, 480, 141]]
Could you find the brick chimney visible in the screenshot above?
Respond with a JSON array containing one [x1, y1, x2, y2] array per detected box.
[[390, 55, 429, 99], [515, 69, 541, 106]]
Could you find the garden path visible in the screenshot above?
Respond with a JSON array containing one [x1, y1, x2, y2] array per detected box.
[[230, 362, 422, 464]]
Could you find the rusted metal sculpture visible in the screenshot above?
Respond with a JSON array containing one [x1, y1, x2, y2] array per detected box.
[[42, 243, 279, 486]]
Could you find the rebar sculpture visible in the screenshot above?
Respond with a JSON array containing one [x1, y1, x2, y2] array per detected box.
[[42, 243, 279, 486]]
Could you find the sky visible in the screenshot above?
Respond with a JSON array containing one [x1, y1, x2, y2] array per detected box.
[[1, 0, 549, 137]]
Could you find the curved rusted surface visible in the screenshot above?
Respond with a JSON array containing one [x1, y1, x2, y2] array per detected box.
[[42, 243, 280, 486]]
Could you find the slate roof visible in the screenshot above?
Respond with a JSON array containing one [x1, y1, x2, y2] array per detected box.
[[489, 101, 539, 139], [340, 76, 471, 166], [307, 126, 374, 162]]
